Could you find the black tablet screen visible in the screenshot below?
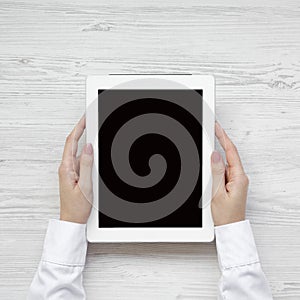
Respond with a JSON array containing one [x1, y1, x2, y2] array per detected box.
[[98, 89, 203, 227]]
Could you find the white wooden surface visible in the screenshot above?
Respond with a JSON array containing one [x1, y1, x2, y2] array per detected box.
[[1, 0, 300, 299]]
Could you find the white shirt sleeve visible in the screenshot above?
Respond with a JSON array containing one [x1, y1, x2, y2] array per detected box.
[[215, 220, 273, 300], [27, 219, 88, 300], [28, 219, 273, 300]]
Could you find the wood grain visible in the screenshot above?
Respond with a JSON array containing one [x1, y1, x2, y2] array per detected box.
[[0, 0, 300, 299]]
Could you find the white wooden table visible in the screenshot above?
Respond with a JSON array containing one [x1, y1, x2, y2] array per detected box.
[[1, 0, 300, 299]]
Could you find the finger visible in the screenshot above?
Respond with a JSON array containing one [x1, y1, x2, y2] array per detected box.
[[211, 151, 226, 198], [225, 164, 230, 183], [78, 143, 94, 201], [62, 115, 86, 167], [215, 122, 245, 177], [75, 155, 80, 173]]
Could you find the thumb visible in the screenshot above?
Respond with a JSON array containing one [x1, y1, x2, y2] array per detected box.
[[78, 143, 94, 200], [211, 151, 226, 199]]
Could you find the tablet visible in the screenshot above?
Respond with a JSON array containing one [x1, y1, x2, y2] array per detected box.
[[86, 75, 215, 242]]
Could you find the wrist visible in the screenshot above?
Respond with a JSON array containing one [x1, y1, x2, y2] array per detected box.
[[60, 213, 88, 225], [214, 216, 245, 227], [215, 218, 246, 229]]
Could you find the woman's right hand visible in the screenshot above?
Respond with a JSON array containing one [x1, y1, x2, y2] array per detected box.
[[210, 123, 249, 226]]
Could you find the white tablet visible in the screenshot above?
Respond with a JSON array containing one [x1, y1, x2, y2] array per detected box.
[[86, 75, 215, 242]]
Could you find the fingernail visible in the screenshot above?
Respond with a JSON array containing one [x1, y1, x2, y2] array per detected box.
[[85, 143, 93, 155], [212, 151, 221, 163]]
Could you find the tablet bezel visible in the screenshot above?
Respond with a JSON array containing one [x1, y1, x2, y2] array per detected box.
[[86, 75, 215, 242]]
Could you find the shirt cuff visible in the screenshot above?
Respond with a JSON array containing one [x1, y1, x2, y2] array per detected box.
[[215, 220, 259, 270], [42, 219, 88, 266]]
